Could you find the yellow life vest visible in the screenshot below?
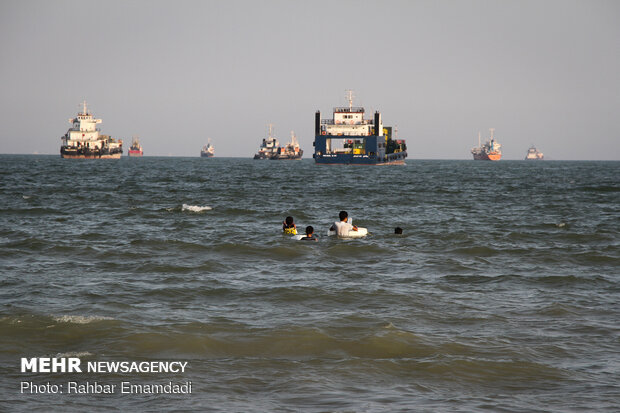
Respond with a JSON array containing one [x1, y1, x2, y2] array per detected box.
[[283, 227, 297, 235]]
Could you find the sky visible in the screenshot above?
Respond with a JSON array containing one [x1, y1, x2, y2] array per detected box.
[[0, 0, 618, 159]]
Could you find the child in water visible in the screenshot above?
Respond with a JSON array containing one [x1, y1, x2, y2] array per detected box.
[[282, 216, 297, 235], [300, 226, 318, 241]]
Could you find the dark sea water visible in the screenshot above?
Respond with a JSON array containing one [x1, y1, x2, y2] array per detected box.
[[1, 155, 619, 412]]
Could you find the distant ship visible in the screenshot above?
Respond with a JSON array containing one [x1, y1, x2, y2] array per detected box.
[[60, 101, 123, 159], [254, 124, 280, 159], [128, 136, 143, 157], [471, 128, 502, 161], [525, 145, 544, 160], [313, 91, 407, 165], [201, 139, 215, 157], [271, 131, 303, 160]]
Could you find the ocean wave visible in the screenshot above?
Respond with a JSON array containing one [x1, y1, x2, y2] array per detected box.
[[182, 204, 212, 213], [121, 326, 440, 359], [53, 315, 114, 324], [55, 351, 93, 358]]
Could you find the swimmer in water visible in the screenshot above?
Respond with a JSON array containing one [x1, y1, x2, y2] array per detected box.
[[300, 225, 318, 241], [394, 227, 403, 234], [330, 211, 358, 237], [282, 216, 297, 235]]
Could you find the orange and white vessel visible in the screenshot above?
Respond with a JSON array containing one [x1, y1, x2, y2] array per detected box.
[[271, 131, 303, 160], [60, 101, 123, 159], [471, 128, 502, 161]]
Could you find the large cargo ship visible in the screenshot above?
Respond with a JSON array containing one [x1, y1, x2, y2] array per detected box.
[[253, 124, 279, 159], [313, 92, 407, 165], [471, 128, 501, 161], [271, 131, 303, 160], [60, 101, 123, 159], [128, 136, 143, 157], [525, 145, 544, 160], [201, 139, 215, 157]]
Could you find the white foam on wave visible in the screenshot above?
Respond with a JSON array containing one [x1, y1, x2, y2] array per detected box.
[[182, 204, 212, 213], [53, 315, 113, 324], [55, 351, 93, 358]]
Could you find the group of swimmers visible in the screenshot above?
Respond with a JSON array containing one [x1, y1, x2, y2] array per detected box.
[[283, 211, 403, 241], [283, 215, 317, 241]]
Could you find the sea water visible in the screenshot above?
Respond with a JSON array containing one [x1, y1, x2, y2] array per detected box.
[[0, 155, 618, 411]]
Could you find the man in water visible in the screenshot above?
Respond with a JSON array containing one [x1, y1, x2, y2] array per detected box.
[[330, 211, 358, 237]]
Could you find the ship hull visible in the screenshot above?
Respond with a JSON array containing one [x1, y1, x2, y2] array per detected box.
[[128, 150, 143, 157], [472, 152, 501, 161], [61, 153, 122, 159], [314, 151, 407, 165], [201, 153, 214, 158], [270, 151, 303, 160]]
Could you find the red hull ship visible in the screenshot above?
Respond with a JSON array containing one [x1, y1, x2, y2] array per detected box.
[[128, 136, 143, 157]]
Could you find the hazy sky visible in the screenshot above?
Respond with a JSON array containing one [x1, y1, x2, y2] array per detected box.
[[1, 0, 618, 159]]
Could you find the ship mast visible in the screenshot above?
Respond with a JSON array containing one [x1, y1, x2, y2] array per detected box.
[[345, 89, 354, 110], [478, 131, 481, 147], [489, 128, 495, 142], [81, 100, 88, 115], [268, 123, 274, 139]]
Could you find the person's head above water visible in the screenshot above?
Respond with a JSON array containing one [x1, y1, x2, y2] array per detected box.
[[284, 216, 294, 227], [339, 211, 348, 221], [305, 225, 314, 236], [394, 227, 403, 234]]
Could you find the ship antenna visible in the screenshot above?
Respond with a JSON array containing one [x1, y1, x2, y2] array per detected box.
[[345, 89, 354, 110], [478, 131, 481, 147], [268, 123, 274, 138], [82, 100, 88, 115]]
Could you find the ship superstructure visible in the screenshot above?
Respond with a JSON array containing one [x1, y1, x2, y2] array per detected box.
[[313, 91, 407, 165], [471, 128, 502, 161], [60, 101, 123, 159], [128, 136, 143, 157], [254, 124, 280, 159], [525, 145, 544, 160], [201, 139, 215, 157], [272, 131, 303, 160]]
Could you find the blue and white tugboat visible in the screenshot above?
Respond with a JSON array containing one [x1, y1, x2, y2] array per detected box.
[[313, 91, 407, 165]]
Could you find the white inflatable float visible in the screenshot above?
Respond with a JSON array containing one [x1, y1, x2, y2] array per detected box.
[[327, 227, 368, 238]]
